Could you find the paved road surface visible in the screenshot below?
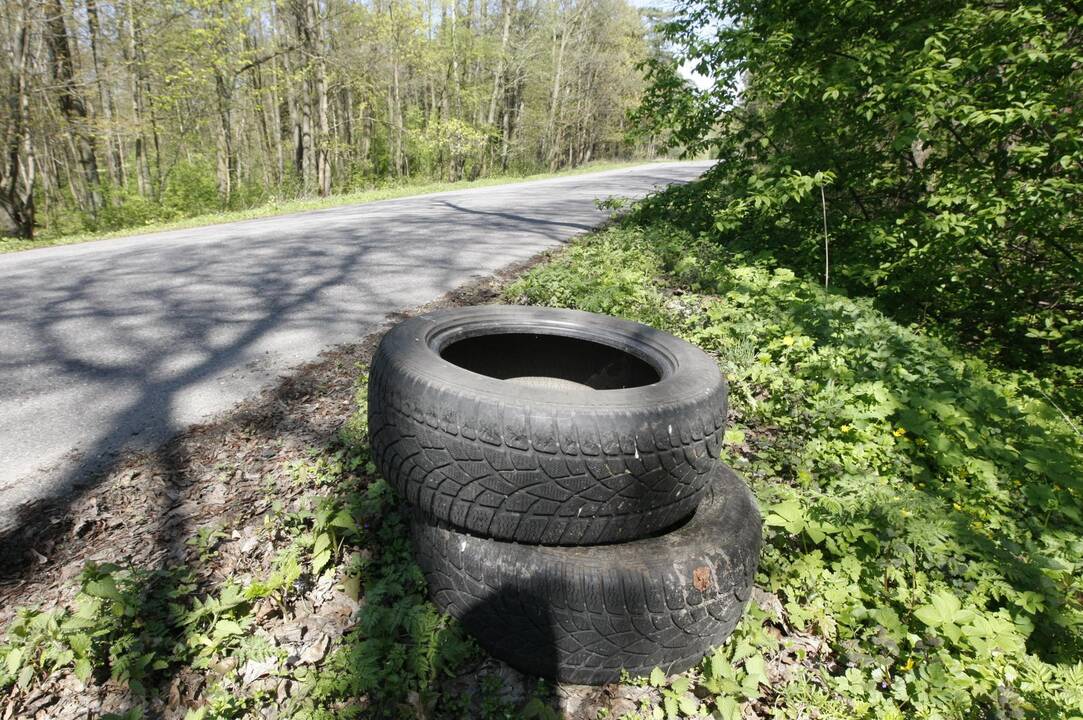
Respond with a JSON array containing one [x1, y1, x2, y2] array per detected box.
[[0, 161, 712, 531]]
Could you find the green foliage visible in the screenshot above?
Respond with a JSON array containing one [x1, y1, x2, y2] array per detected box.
[[78, 161, 225, 235], [160, 160, 228, 217], [0, 560, 259, 695], [1, 563, 191, 693], [183, 681, 263, 720], [300, 478, 478, 718], [187, 524, 228, 562], [510, 223, 1083, 718], [96, 184, 176, 230], [410, 117, 492, 182], [507, 233, 671, 328], [636, 0, 1082, 407]]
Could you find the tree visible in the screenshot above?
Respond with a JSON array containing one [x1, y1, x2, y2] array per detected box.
[[0, 0, 36, 237], [44, 0, 102, 214], [638, 0, 1082, 388], [1, 0, 664, 241]]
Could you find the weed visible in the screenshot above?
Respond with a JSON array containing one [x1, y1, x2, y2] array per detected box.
[[188, 525, 228, 562], [509, 222, 1083, 718], [5, 215, 1080, 718]]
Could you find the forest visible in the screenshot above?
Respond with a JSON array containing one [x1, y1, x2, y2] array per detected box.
[[1, 0, 1081, 718], [0, 0, 663, 240]]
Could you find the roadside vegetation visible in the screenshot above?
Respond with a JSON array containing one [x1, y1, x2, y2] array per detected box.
[[637, 0, 1081, 412], [510, 218, 1083, 718], [3, 210, 1080, 717], [0, 159, 649, 255]]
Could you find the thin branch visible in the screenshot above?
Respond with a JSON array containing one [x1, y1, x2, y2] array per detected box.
[[238, 45, 299, 74], [821, 184, 830, 289], [1038, 388, 1082, 440]]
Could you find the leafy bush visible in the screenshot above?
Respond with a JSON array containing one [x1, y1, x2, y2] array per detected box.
[[409, 116, 491, 182], [97, 184, 178, 230], [509, 223, 1083, 718], [0, 563, 256, 694], [636, 0, 1082, 405], [304, 478, 477, 718], [161, 160, 225, 217]]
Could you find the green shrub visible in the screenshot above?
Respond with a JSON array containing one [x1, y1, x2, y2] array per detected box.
[[162, 160, 223, 217], [509, 223, 1083, 718], [636, 0, 1082, 406], [97, 184, 176, 231]]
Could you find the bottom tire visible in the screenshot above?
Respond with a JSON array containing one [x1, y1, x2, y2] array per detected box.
[[411, 462, 762, 684]]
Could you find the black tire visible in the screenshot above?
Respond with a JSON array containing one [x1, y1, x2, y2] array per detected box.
[[368, 305, 728, 545], [412, 462, 761, 684]]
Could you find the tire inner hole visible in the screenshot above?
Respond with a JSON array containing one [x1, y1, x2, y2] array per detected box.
[[440, 333, 660, 390]]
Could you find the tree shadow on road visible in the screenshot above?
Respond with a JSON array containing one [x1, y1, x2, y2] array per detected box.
[[0, 204, 582, 582], [0, 244, 571, 718]]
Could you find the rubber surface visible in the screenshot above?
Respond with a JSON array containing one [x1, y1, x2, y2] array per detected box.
[[368, 305, 728, 545], [412, 462, 762, 684]]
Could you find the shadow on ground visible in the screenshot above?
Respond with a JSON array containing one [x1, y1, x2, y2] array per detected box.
[[0, 254, 580, 719]]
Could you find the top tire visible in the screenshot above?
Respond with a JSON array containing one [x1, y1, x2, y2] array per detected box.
[[367, 305, 727, 545]]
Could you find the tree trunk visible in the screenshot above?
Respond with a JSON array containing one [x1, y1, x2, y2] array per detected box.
[[248, 24, 279, 188], [85, 0, 125, 188], [291, 0, 327, 194], [448, 0, 460, 119], [388, 2, 404, 176], [124, 0, 151, 197], [307, 0, 331, 195], [359, 101, 372, 174], [44, 0, 102, 214], [487, 0, 511, 127], [1, 13, 36, 238], [544, 7, 568, 170], [215, 71, 235, 205], [269, 62, 286, 184]]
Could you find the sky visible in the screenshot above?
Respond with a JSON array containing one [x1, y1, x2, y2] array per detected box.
[[628, 0, 716, 91]]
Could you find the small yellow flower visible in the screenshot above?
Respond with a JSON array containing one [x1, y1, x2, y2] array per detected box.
[[953, 502, 962, 511], [782, 335, 795, 346], [840, 424, 852, 432], [893, 427, 907, 437], [900, 657, 914, 672]]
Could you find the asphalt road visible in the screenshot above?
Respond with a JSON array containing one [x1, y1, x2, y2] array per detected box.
[[0, 161, 712, 530]]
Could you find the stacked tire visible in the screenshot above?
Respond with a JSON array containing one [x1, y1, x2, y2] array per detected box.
[[368, 306, 761, 684]]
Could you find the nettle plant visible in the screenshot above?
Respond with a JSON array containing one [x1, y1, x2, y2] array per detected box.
[[0, 435, 475, 718], [0, 563, 252, 694], [509, 225, 1083, 718]]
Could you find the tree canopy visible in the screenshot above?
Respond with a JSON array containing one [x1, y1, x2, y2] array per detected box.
[[637, 0, 1082, 405], [0, 0, 664, 239]]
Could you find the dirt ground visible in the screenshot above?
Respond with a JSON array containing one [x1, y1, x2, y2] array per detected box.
[[1, 252, 554, 609], [1, 252, 618, 719]]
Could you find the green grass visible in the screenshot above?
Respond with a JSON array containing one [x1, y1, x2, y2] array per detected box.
[[0, 159, 655, 255]]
